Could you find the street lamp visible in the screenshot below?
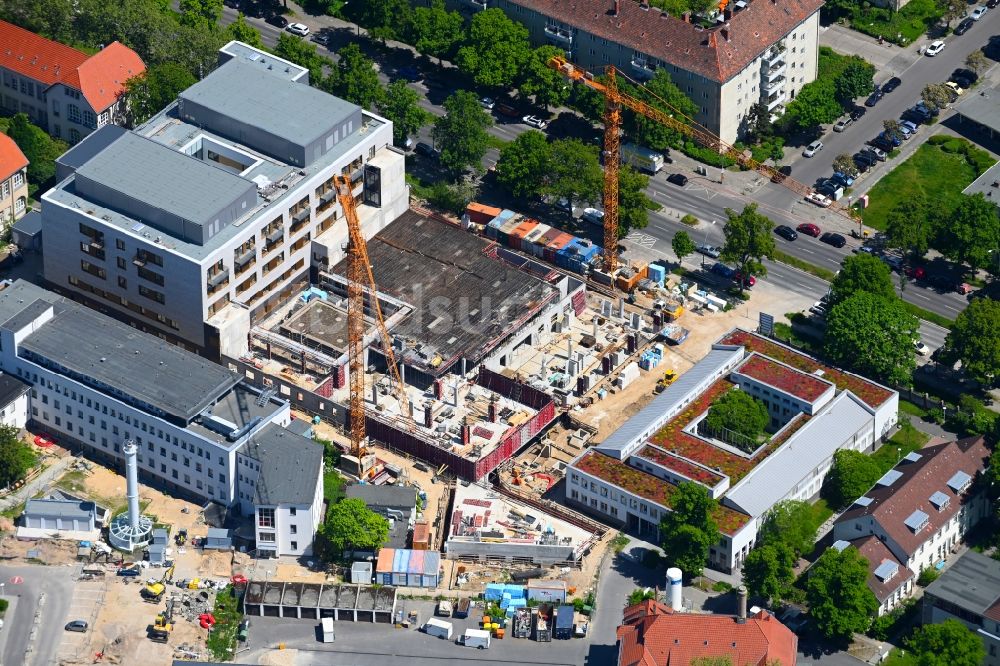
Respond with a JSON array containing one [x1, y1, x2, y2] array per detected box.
[[702, 220, 716, 268]]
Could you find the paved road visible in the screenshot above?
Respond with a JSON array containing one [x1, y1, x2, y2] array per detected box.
[[0, 565, 75, 666]]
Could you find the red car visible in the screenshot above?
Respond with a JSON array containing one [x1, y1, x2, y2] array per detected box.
[[796, 223, 821, 237], [905, 265, 926, 280], [734, 272, 757, 287]]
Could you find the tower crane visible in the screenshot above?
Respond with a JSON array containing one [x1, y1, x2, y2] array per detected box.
[[546, 56, 858, 274], [333, 174, 411, 461]]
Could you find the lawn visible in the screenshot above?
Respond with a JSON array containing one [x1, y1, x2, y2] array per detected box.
[[833, 0, 944, 45], [206, 586, 244, 661], [870, 422, 930, 473], [862, 138, 993, 230]]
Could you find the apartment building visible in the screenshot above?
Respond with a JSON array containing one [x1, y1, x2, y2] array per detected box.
[[0, 133, 28, 225], [0, 20, 145, 143], [41, 42, 408, 358], [473, 0, 821, 143], [830, 537, 914, 617], [833, 436, 991, 578], [922, 550, 1000, 665]]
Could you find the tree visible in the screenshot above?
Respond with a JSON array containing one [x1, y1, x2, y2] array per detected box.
[[720, 203, 775, 292], [120, 63, 197, 127], [659, 483, 718, 577], [743, 542, 795, 604], [907, 619, 985, 666], [626, 70, 698, 152], [779, 80, 842, 133], [829, 253, 896, 306], [353, 0, 410, 42], [744, 102, 774, 143], [455, 8, 531, 89], [922, 83, 952, 112], [407, 0, 463, 64], [618, 166, 653, 235], [517, 46, 572, 111], [940, 193, 1000, 270], [825, 449, 883, 508], [939, 0, 966, 26], [833, 153, 859, 178], [318, 498, 389, 557], [703, 389, 769, 446], [0, 425, 36, 489], [6, 113, 68, 185], [273, 32, 330, 84], [327, 43, 385, 110], [966, 49, 989, 76], [225, 13, 264, 48], [834, 59, 875, 105], [672, 231, 696, 265], [883, 119, 904, 143], [179, 0, 222, 28], [942, 298, 1000, 387], [758, 500, 817, 557], [824, 291, 918, 386], [885, 195, 934, 259], [0, 0, 76, 42], [806, 546, 878, 641], [627, 588, 657, 606], [496, 130, 552, 198], [377, 80, 433, 149], [545, 138, 603, 215], [433, 91, 493, 178]]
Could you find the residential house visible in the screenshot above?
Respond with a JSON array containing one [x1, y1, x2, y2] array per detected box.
[[0, 132, 28, 224], [830, 536, 914, 617], [922, 549, 1000, 665]]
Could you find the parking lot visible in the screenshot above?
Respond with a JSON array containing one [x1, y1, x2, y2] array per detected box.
[[242, 599, 596, 666], [56, 579, 106, 662]]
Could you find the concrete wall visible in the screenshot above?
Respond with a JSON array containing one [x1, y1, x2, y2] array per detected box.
[[444, 538, 576, 565]]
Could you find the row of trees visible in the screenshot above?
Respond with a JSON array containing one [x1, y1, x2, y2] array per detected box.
[[779, 47, 875, 134]]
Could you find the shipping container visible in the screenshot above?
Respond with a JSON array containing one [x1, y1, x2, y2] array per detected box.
[[544, 232, 574, 262], [497, 216, 522, 245], [509, 219, 538, 252], [322, 617, 335, 642], [455, 598, 472, 619], [466, 202, 503, 225], [523, 223, 548, 253], [555, 605, 575, 639]]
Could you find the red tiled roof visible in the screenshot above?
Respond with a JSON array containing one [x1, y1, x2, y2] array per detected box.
[[0, 21, 144, 112], [617, 599, 798, 666], [837, 436, 989, 562], [0, 133, 28, 182], [735, 353, 832, 402], [850, 535, 914, 604], [507, 0, 823, 83]]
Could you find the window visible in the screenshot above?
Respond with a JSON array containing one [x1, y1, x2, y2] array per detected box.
[[290, 525, 297, 535], [290, 507, 297, 516], [290, 541, 298, 551], [258, 532, 275, 543], [258, 508, 275, 528], [11, 172, 22, 189]]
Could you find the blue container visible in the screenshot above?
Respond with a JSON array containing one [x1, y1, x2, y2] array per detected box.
[[648, 264, 666, 286]]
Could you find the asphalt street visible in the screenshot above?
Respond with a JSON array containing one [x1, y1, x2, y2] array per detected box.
[[0, 565, 75, 666]]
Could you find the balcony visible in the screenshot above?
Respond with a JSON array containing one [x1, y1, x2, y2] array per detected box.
[[630, 58, 656, 81], [544, 24, 573, 45], [763, 75, 785, 93], [763, 61, 786, 80], [132, 253, 147, 267], [292, 208, 311, 225], [266, 226, 284, 244], [765, 91, 787, 111], [763, 48, 785, 67], [234, 245, 255, 266], [207, 269, 230, 289]]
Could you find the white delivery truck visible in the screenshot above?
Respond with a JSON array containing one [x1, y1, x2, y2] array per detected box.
[[321, 617, 335, 643], [621, 143, 664, 174], [424, 618, 453, 640], [460, 628, 491, 649]]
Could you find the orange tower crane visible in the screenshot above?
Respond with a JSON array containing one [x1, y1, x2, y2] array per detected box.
[[333, 175, 410, 460], [546, 56, 858, 273]]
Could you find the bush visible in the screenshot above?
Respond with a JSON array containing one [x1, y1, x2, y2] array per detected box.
[[681, 214, 699, 226], [917, 567, 940, 586], [0, 598, 8, 614], [867, 599, 917, 640], [712, 581, 733, 593], [611, 532, 630, 553], [702, 389, 770, 451]]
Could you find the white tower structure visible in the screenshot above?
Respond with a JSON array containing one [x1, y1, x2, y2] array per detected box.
[[667, 567, 683, 611], [108, 440, 153, 551]]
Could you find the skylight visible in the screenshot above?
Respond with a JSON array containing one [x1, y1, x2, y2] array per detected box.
[[877, 469, 903, 487], [854, 496, 873, 507], [929, 491, 950, 510], [904, 509, 929, 533], [903, 451, 922, 463], [831, 540, 850, 552], [947, 470, 972, 494], [874, 560, 898, 582]]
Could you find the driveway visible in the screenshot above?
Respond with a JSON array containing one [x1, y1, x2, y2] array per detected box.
[[0, 565, 75, 666]]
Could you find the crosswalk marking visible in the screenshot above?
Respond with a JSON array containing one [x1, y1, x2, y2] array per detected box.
[[623, 231, 658, 248]]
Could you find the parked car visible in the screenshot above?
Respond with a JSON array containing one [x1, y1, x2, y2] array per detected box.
[[954, 18, 975, 34], [65, 621, 89, 633], [865, 88, 883, 107], [398, 66, 423, 82], [831, 171, 855, 187], [900, 120, 919, 135], [495, 103, 519, 118], [805, 192, 833, 208], [988, 0, 998, 8], [710, 262, 735, 279], [479, 97, 496, 110], [667, 173, 689, 186], [697, 244, 722, 259], [849, 106, 867, 121], [286, 22, 310, 36], [816, 181, 839, 198], [522, 115, 548, 129], [852, 155, 872, 173], [820, 232, 847, 248], [415, 142, 440, 159], [734, 271, 756, 288], [865, 146, 887, 161], [945, 81, 964, 97], [925, 40, 946, 56], [803, 140, 823, 157], [797, 223, 821, 237], [905, 265, 927, 280], [898, 124, 914, 139], [310, 31, 330, 46], [582, 207, 605, 225], [833, 117, 853, 132], [882, 76, 902, 93], [775, 225, 798, 241], [266, 13, 289, 27], [951, 73, 975, 89], [914, 340, 931, 356], [869, 136, 893, 152], [970, 5, 988, 20]]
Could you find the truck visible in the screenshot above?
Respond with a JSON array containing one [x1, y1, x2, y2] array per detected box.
[[459, 628, 491, 649], [659, 324, 690, 346], [534, 605, 553, 642], [555, 605, 575, 640], [436, 600, 453, 617], [621, 143, 664, 174], [321, 617, 335, 643], [454, 598, 471, 619], [423, 618, 453, 640]]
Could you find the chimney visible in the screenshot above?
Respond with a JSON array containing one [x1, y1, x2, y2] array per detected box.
[[613, 0, 621, 15], [736, 585, 748, 624], [724, 7, 733, 19], [721, 25, 730, 41], [424, 403, 433, 428], [433, 379, 443, 400], [461, 419, 471, 445], [488, 397, 499, 423], [682, 11, 691, 22]]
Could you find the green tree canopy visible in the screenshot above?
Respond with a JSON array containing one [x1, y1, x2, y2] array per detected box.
[[703, 389, 769, 447], [179, 0, 222, 29], [780, 80, 842, 133], [618, 165, 653, 235], [6, 113, 68, 185], [883, 119, 904, 143], [940, 193, 1000, 271], [672, 231, 696, 265], [319, 498, 389, 557], [545, 138, 603, 214], [758, 499, 817, 557], [942, 298, 1000, 387], [833, 59, 875, 105], [406, 0, 464, 64], [966, 50, 989, 75], [660, 482, 718, 576], [825, 449, 882, 508], [824, 291, 918, 386], [377, 80, 434, 148], [907, 619, 985, 666], [225, 13, 264, 49], [806, 546, 878, 641], [662, 523, 715, 577], [921, 83, 952, 112], [833, 154, 859, 178], [0, 425, 36, 489], [744, 102, 774, 143], [885, 195, 935, 259], [433, 91, 493, 178], [625, 70, 698, 152], [627, 588, 657, 606], [353, 0, 410, 42], [455, 8, 531, 88], [327, 43, 385, 110], [720, 203, 776, 292], [743, 542, 795, 605], [517, 46, 572, 110], [496, 130, 552, 199], [829, 253, 896, 306], [120, 63, 197, 127], [273, 32, 330, 84]]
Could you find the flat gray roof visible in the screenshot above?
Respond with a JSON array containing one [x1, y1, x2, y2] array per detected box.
[[179, 59, 357, 149], [73, 132, 257, 233], [19, 303, 240, 422], [962, 160, 1000, 209], [925, 549, 1000, 616], [56, 124, 127, 176], [345, 484, 417, 510], [243, 423, 323, 506], [0, 280, 60, 326], [955, 86, 1000, 131], [24, 498, 96, 521], [12, 210, 41, 237]]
